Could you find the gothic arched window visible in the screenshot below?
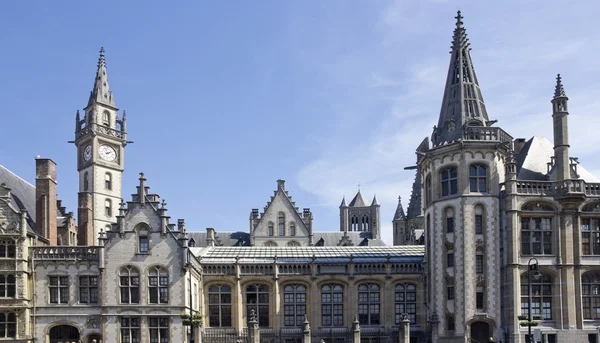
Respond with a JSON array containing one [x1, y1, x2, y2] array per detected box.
[[469, 164, 487, 192], [395, 283, 417, 324], [102, 111, 111, 126], [321, 284, 344, 327], [358, 283, 380, 325], [246, 284, 270, 327], [290, 223, 296, 236], [361, 215, 369, 231], [278, 213, 285, 236], [208, 284, 232, 327], [148, 266, 169, 304], [520, 273, 552, 319], [104, 199, 112, 217], [283, 284, 306, 326], [119, 266, 140, 304]]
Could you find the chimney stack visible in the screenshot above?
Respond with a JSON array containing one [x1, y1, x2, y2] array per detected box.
[[36, 158, 58, 244]]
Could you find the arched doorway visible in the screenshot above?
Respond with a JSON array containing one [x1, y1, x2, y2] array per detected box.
[[49, 325, 80, 343], [471, 321, 491, 343]]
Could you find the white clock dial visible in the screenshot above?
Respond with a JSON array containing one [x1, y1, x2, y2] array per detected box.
[[83, 145, 92, 162], [98, 145, 117, 162]]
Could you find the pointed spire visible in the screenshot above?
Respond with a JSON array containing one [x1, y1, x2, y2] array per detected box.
[[88, 47, 116, 108], [393, 196, 406, 221], [554, 74, 567, 98], [340, 196, 347, 207], [348, 190, 366, 207], [432, 11, 490, 146], [371, 194, 379, 206]]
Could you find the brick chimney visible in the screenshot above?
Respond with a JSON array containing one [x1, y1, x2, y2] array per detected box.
[[35, 158, 58, 244]]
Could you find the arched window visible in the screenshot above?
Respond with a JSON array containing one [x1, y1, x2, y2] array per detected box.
[[246, 284, 269, 327], [148, 266, 169, 304], [321, 284, 344, 327], [283, 284, 306, 326], [0, 312, 16, 338], [103, 111, 111, 126], [290, 223, 296, 236], [582, 272, 600, 319], [581, 218, 600, 255], [441, 167, 458, 196], [521, 217, 552, 255], [105, 199, 112, 217], [351, 216, 358, 231], [263, 241, 277, 247], [105, 173, 112, 190], [279, 213, 285, 236], [0, 275, 15, 298], [425, 174, 432, 204], [268, 223, 274, 237], [83, 172, 89, 192], [119, 266, 140, 304], [0, 241, 15, 258], [469, 164, 487, 192], [208, 284, 232, 327], [520, 273, 552, 319], [395, 283, 417, 324], [358, 283, 380, 325], [361, 215, 369, 231], [287, 241, 300, 247], [137, 225, 149, 253]]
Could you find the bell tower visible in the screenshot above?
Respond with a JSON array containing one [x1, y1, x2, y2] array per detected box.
[[71, 47, 130, 245]]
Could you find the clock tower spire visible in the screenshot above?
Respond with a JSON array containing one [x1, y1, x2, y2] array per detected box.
[[72, 47, 130, 245]]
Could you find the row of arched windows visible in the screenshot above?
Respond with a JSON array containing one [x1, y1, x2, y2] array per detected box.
[[424, 164, 488, 202], [119, 265, 169, 304], [82, 172, 112, 191], [350, 215, 370, 232], [207, 282, 418, 328], [267, 213, 296, 237]]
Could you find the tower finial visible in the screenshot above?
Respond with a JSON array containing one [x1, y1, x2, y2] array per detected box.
[[554, 73, 567, 98], [455, 10, 464, 28], [98, 47, 106, 68], [87, 46, 115, 108]]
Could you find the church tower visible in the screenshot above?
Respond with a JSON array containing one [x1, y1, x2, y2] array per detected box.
[[420, 12, 511, 343], [339, 190, 380, 239], [72, 47, 129, 245]]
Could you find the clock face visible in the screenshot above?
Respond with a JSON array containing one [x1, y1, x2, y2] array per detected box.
[[98, 145, 117, 162], [83, 145, 92, 162]]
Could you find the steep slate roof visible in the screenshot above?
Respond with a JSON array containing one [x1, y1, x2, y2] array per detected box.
[[191, 245, 424, 264], [393, 197, 406, 221], [187, 231, 250, 247], [406, 170, 422, 219], [313, 231, 385, 247], [0, 165, 36, 234], [348, 191, 366, 207]]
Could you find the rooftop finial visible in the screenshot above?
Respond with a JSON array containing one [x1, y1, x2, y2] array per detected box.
[[455, 10, 464, 28], [554, 74, 566, 98], [98, 47, 106, 68]]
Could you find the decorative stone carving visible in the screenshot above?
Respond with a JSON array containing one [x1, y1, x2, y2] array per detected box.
[[445, 274, 454, 284], [582, 202, 600, 212], [522, 202, 555, 212], [475, 239, 484, 251], [87, 316, 102, 328], [0, 261, 15, 270], [445, 241, 454, 250]]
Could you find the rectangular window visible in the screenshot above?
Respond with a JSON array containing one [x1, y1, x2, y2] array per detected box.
[[279, 216, 285, 236], [447, 253, 454, 268], [120, 316, 141, 343], [441, 168, 458, 196], [149, 317, 169, 343], [469, 165, 487, 192], [476, 255, 484, 274], [446, 217, 454, 233], [208, 285, 232, 327], [425, 175, 432, 204], [79, 276, 98, 304], [476, 292, 484, 310], [447, 286, 454, 300], [149, 275, 169, 304], [582, 218, 600, 255], [521, 217, 553, 255], [0, 275, 16, 298], [49, 276, 69, 304], [139, 236, 149, 253], [475, 214, 483, 234]]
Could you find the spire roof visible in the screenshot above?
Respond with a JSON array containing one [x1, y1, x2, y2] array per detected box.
[[348, 191, 366, 207], [87, 47, 116, 108], [554, 74, 567, 98], [393, 196, 406, 221], [432, 11, 490, 146], [371, 195, 379, 206], [340, 196, 347, 207]]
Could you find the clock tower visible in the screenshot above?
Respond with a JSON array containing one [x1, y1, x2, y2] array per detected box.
[[72, 47, 129, 245]]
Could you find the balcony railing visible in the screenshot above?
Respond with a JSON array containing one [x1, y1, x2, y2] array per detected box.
[[32, 246, 100, 261], [463, 126, 513, 143], [515, 180, 600, 196]]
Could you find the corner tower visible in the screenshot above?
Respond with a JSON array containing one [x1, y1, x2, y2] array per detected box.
[[72, 47, 130, 245], [419, 12, 512, 343]]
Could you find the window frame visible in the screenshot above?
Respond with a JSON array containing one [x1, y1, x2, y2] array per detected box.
[[49, 275, 69, 304], [246, 284, 270, 327], [520, 273, 553, 320], [283, 284, 307, 327], [395, 283, 417, 324], [441, 167, 458, 197], [148, 266, 169, 304], [149, 317, 169, 343], [105, 198, 112, 217], [208, 284, 232, 327], [358, 283, 380, 326], [120, 316, 141, 343], [321, 284, 344, 327], [79, 275, 99, 304], [582, 272, 600, 319], [105, 172, 112, 190], [119, 266, 140, 304], [0, 312, 16, 338], [581, 218, 600, 255], [0, 275, 15, 298], [520, 217, 553, 255], [469, 164, 487, 192], [278, 213, 285, 236]]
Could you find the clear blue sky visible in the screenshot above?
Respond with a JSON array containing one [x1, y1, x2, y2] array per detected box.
[[1, 1, 600, 244]]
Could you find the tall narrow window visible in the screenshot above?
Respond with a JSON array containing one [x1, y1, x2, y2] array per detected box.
[[119, 266, 140, 304], [358, 283, 380, 325], [425, 175, 432, 204], [79, 276, 98, 304], [447, 286, 455, 300], [321, 284, 344, 327], [475, 211, 484, 234], [149, 317, 169, 343], [447, 315, 455, 331], [148, 266, 169, 304], [476, 255, 484, 275], [49, 276, 69, 304], [520, 273, 552, 319], [284, 284, 306, 326], [581, 218, 600, 255], [395, 283, 417, 324], [476, 291, 484, 310], [521, 217, 553, 255], [120, 316, 141, 343], [208, 284, 232, 327], [447, 253, 454, 267], [246, 284, 269, 327], [582, 272, 600, 319], [362, 215, 370, 231], [105, 173, 112, 190], [83, 172, 89, 191], [279, 213, 285, 236], [445, 208, 455, 233], [268, 223, 274, 237], [469, 164, 487, 192], [103, 111, 111, 126], [138, 227, 149, 253], [0, 312, 16, 338], [290, 223, 296, 236], [0, 275, 15, 298], [105, 199, 112, 217], [441, 167, 458, 196]]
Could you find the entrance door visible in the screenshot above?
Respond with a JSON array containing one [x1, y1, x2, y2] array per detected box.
[[49, 325, 80, 343], [470, 321, 490, 343]]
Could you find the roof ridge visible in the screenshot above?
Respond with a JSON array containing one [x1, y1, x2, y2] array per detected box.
[[0, 165, 35, 189]]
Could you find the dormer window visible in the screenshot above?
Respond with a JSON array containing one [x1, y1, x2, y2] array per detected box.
[[102, 111, 110, 126]]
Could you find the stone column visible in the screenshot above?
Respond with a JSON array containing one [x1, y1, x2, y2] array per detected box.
[[352, 315, 361, 343], [248, 310, 260, 343], [302, 315, 311, 343], [399, 314, 410, 343]]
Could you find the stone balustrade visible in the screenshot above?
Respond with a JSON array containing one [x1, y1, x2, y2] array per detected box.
[[32, 246, 100, 261]]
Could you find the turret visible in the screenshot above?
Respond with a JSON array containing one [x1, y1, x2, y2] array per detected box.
[[552, 74, 570, 181]]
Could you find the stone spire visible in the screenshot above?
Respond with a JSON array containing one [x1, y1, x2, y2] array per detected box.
[[88, 47, 116, 108], [554, 73, 567, 99], [393, 196, 406, 221], [348, 190, 366, 207], [551, 74, 570, 181], [371, 195, 379, 206], [432, 11, 490, 146]]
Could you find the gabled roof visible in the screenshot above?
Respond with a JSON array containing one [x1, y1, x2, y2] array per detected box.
[[188, 231, 250, 247], [0, 165, 36, 234], [252, 180, 309, 233], [348, 191, 366, 207]]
